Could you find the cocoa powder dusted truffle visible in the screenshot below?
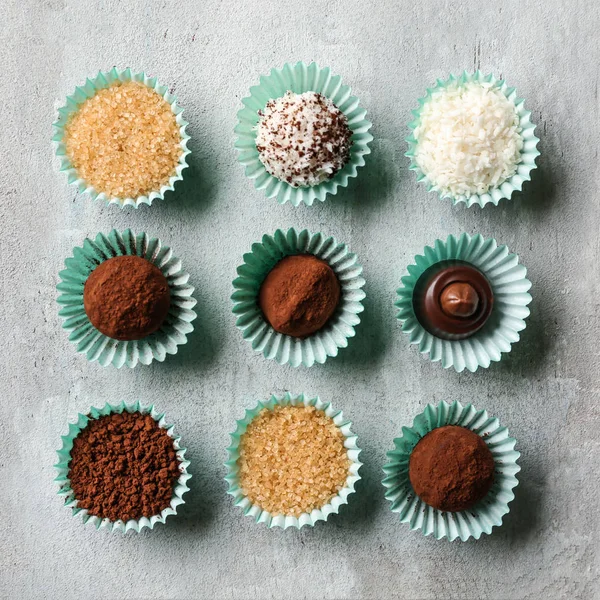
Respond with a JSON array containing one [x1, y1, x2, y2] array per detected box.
[[409, 425, 495, 512], [258, 254, 340, 338], [255, 91, 352, 187], [68, 411, 180, 522], [84, 255, 171, 341]]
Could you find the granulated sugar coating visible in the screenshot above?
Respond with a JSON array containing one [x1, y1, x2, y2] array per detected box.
[[64, 81, 182, 199], [237, 405, 351, 516], [255, 91, 352, 187], [414, 81, 523, 197]]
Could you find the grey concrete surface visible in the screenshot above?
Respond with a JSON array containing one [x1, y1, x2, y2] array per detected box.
[[1, 0, 599, 598]]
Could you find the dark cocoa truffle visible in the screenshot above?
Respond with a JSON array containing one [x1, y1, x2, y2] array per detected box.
[[84, 255, 171, 341], [413, 261, 493, 340], [258, 254, 340, 338], [409, 425, 495, 512]]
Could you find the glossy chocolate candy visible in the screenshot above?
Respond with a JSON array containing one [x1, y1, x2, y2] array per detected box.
[[413, 261, 493, 340]]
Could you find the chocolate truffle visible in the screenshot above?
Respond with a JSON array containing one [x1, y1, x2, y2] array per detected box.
[[84, 255, 171, 341], [258, 254, 340, 338], [64, 81, 182, 200], [413, 80, 523, 198], [409, 425, 495, 512], [413, 261, 493, 340], [237, 405, 350, 517], [255, 91, 352, 187], [68, 412, 180, 522]]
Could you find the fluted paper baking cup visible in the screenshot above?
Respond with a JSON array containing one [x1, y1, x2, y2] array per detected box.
[[231, 228, 366, 367], [55, 400, 191, 533], [225, 392, 362, 529], [57, 229, 197, 368], [382, 400, 520, 541], [406, 71, 540, 208], [52, 67, 191, 209], [395, 233, 531, 372], [235, 61, 373, 207]]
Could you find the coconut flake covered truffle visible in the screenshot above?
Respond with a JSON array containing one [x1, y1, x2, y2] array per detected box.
[[414, 81, 524, 198], [255, 91, 352, 187]]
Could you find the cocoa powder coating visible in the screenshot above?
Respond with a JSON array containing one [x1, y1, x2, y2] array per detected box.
[[68, 412, 181, 522], [83, 255, 171, 341], [408, 425, 495, 512], [258, 254, 341, 338]]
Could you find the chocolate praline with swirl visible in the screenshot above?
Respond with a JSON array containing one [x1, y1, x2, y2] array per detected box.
[[413, 261, 493, 340]]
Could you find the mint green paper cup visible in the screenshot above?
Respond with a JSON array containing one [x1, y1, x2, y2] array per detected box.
[[224, 392, 362, 529], [382, 400, 520, 541], [57, 229, 197, 368], [231, 228, 366, 367], [406, 71, 540, 208], [395, 233, 532, 372], [52, 67, 191, 209], [235, 61, 373, 206], [54, 400, 191, 533]]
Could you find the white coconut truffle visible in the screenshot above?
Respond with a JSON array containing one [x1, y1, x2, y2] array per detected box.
[[255, 91, 352, 188], [414, 81, 524, 198]]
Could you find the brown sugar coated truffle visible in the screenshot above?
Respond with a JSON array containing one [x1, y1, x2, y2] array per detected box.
[[84, 255, 171, 341], [408, 425, 495, 512], [237, 405, 350, 517], [258, 254, 340, 338]]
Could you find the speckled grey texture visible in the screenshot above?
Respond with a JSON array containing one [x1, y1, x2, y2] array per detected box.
[[1, 0, 599, 598]]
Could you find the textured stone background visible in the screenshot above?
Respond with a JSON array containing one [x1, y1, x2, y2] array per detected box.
[[1, 0, 599, 598]]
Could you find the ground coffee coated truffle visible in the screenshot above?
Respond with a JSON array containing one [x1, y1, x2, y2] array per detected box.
[[258, 254, 341, 338], [408, 425, 495, 512], [83, 255, 171, 341], [68, 412, 180, 522]]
